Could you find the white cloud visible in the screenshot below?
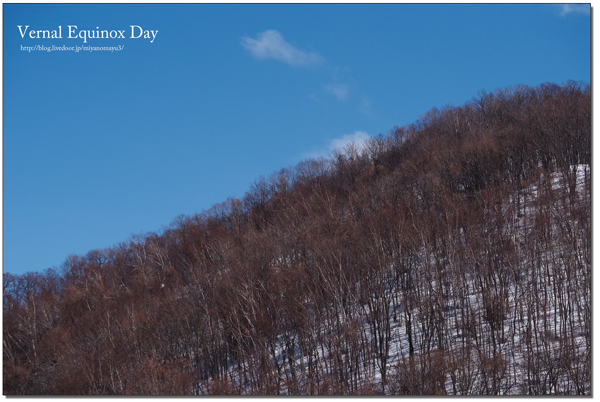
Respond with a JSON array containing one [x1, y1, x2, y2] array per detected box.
[[325, 83, 349, 101], [241, 30, 322, 67], [329, 131, 371, 153], [558, 4, 590, 16], [358, 97, 373, 116], [304, 131, 372, 159]]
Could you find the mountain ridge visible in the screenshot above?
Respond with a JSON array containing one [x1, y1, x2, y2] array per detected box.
[[3, 81, 591, 395]]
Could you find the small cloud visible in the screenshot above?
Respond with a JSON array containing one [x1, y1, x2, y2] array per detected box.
[[241, 30, 322, 67], [304, 131, 372, 159], [558, 4, 590, 16], [325, 83, 350, 101], [358, 97, 373, 116], [329, 131, 371, 153]]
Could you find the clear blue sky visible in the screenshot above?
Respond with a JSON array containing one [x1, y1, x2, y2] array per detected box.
[[3, 3, 591, 275]]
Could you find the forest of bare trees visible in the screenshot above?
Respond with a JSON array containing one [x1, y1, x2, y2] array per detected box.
[[3, 81, 590, 395]]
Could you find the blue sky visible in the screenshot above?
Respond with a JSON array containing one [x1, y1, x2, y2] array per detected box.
[[3, 3, 591, 276]]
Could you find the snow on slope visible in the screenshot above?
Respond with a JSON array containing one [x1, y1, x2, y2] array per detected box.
[[198, 165, 590, 395]]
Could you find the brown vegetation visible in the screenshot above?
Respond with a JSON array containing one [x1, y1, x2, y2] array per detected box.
[[4, 81, 590, 395]]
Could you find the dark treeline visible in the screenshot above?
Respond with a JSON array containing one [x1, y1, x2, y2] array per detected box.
[[4, 81, 590, 395]]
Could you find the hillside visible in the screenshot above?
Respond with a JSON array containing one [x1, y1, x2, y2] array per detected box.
[[3, 81, 591, 395]]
